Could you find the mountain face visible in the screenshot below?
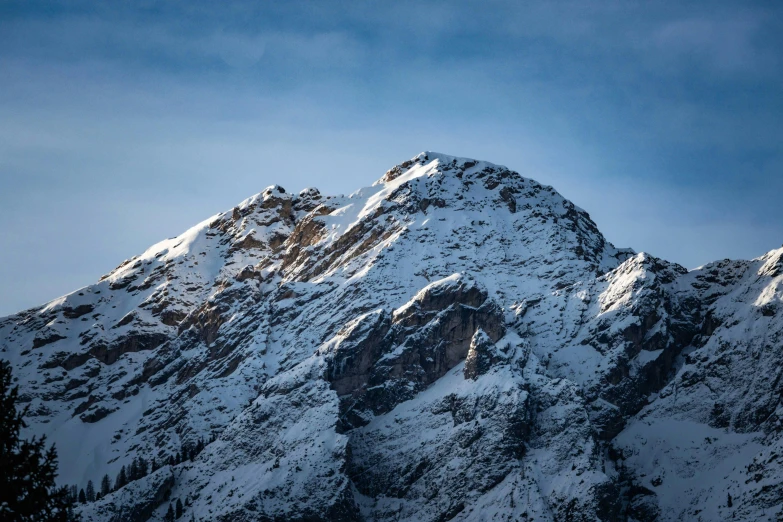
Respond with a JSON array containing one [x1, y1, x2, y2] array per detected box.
[[2, 152, 783, 522]]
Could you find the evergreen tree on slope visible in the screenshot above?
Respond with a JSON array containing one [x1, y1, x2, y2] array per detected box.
[[0, 360, 77, 521]]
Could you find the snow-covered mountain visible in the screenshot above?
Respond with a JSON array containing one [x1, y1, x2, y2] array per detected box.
[[2, 152, 783, 521]]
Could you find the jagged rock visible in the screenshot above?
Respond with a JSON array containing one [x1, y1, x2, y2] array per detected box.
[[235, 265, 259, 282], [464, 328, 497, 380], [63, 304, 94, 319], [32, 331, 66, 349], [88, 331, 169, 365], [79, 405, 117, 423]]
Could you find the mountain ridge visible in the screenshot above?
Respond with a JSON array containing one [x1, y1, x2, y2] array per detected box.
[[2, 152, 782, 521]]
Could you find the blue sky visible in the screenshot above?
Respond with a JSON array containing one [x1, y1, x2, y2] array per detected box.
[[1, 0, 781, 315]]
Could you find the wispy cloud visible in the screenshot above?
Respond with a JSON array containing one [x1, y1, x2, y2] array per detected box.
[[650, 14, 772, 74]]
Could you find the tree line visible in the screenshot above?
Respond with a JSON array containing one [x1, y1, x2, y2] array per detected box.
[[66, 435, 213, 505]]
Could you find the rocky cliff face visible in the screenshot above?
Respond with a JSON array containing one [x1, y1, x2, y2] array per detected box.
[[2, 152, 782, 521]]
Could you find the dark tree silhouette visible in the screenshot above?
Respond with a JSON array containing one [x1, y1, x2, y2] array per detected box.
[[129, 458, 138, 481], [0, 360, 77, 521], [163, 503, 175, 522], [100, 474, 112, 497], [114, 465, 127, 491], [175, 498, 183, 519]]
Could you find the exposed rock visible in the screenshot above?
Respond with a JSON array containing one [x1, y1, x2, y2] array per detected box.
[[80, 405, 117, 423], [158, 309, 187, 327], [463, 328, 497, 380], [235, 265, 260, 282], [88, 331, 169, 365], [231, 233, 265, 251], [32, 331, 66, 349], [499, 186, 517, 213], [114, 311, 137, 328], [63, 304, 95, 319]]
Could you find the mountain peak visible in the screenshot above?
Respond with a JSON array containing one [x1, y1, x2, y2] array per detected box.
[[5, 152, 781, 521], [376, 151, 508, 185]]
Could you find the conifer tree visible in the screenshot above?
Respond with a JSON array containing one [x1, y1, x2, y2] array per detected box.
[[163, 503, 175, 522], [114, 465, 127, 490], [129, 458, 139, 481], [85, 480, 95, 502], [78, 489, 86, 504], [176, 498, 183, 519], [0, 360, 77, 521], [100, 474, 112, 497]]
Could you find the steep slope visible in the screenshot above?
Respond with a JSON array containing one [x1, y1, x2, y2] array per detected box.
[[614, 249, 783, 521], [1, 152, 780, 521]]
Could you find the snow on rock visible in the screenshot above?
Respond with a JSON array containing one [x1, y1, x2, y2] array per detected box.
[[2, 152, 782, 521]]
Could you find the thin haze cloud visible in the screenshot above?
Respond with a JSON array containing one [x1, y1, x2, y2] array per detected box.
[[0, 0, 781, 316]]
